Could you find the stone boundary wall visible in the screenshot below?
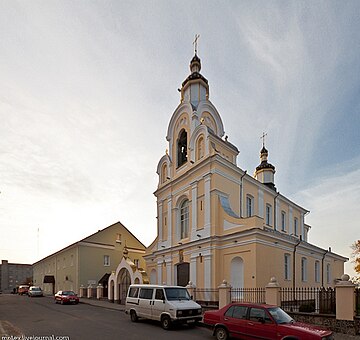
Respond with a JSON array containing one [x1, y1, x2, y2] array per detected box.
[[287, 312, 360, 336]]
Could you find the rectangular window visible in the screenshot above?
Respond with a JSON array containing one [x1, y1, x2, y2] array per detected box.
[[301, 257, 307, 282], [266, 204, 272, 226], [128, 287, 139, 298], [284, 254, 291, 280], [294, 218, 298, 236], [116, 233, 122, 243], [155, 289, 165, 300], [315, 261, 320, 283], [70, 255, 74, 267], [281, 212, 286, 231], [139, 288, 153, 299], [104, 255, 110, 266], [134, 259, 139, 268], [246, 196, 253, 217]]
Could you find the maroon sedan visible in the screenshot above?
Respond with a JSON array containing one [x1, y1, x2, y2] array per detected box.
[[54, 290, 79, 305], [203, 303, 333, 340]]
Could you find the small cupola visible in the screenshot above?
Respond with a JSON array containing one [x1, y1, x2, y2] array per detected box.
[[254, 135, 276, 190], [190, 54, 201, 73]]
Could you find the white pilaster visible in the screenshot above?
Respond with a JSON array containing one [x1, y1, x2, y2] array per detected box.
[[191, 181, 198, 241], [204, 252, 212, 289], [166, 259, 172, 285], [301, 212, 305, 240], [258, 188, 264, 218], [158, 201, 163, 249], [275, 197, 280, 230], [204, 174, 211, 236], [289, 207, 293, 235], [167, 196, 172, 247], [157, 261, 163, 285], [190, 254, 198, 286]]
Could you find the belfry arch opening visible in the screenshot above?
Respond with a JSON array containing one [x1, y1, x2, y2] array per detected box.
[[177, 129, 188, 167]]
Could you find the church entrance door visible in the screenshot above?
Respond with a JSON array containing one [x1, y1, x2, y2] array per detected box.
[[176, 262, 189, 286]]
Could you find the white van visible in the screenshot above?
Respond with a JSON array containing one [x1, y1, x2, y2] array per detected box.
[[125, 284, 202, 330]]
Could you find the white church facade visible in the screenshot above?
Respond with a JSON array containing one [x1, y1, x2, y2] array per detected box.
[[144, 52, 347, 290]]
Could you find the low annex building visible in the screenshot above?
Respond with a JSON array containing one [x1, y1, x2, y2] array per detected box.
[[33, 222, 146, 296], [144, 52, 347, 289]]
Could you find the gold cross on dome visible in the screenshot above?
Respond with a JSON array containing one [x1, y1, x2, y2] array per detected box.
[[193, 34, 200, 54], [260, 132, 267, 147]]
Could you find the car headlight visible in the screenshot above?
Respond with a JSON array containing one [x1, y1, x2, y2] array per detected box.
[[177, 311, 183, 316]]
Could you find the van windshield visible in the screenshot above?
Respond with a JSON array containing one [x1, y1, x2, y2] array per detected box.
[[164, 288, 190, 301]]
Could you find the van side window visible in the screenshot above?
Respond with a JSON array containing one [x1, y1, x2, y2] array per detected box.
[[139, 288, 153, 299], [155, 289, 165, 300], [128, 287, 139, 298]]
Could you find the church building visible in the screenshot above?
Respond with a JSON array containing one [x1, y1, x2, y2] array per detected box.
[[144, 51, 346, 290]]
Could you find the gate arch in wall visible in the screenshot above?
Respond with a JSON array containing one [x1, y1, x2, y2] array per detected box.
[[108, 255, 149, 304]]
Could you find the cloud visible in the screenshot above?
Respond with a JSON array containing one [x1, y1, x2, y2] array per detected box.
[[293, 161, 360, 277], [0, 1, 359, 278]]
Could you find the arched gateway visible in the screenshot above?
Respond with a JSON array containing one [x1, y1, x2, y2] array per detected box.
[[108, 251, 149, 304]]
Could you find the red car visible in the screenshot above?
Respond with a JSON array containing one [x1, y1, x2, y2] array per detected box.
[[54, 290, 79, 305], [203, 302, 333, 340]]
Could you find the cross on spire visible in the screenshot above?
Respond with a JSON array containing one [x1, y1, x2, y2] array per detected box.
[[260, 132, 267, 148], [193, 34, 200, 54]]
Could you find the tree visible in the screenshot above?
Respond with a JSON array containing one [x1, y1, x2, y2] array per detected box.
[[351, 240, 360, 281]]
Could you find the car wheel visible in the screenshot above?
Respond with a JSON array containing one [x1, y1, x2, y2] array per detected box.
[[130, 310, 138, 322], [215, 326, 228, 340], [161, 315, 172, 330]]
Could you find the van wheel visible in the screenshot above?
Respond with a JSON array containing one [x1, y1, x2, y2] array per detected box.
[[215, 326, 228, 340], [161, 315, 172, 330], [130, 310, 138, 322]]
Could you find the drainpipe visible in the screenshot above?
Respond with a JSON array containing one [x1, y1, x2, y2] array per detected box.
[[239, 171, 247, 217], [321, 248, 329, 287], [293, 237, 302, 292], [273, 192, 280, 230]]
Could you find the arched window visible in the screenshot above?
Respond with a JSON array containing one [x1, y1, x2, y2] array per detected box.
[[161, 163, 167, 183], [196, 136, 205, 160], [230, 257, 244, 290], [177, 129, 188, 167], [180, 200, 189, 239]]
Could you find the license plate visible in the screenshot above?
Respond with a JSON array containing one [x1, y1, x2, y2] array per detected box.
[[187, 320, 195, 323], [70, 299, 75, 302]]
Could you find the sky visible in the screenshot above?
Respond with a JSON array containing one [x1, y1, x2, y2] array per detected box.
[[0, 1, 359, 279]]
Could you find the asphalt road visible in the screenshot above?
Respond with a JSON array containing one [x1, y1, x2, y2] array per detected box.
[[0, 294, 213, 340]]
